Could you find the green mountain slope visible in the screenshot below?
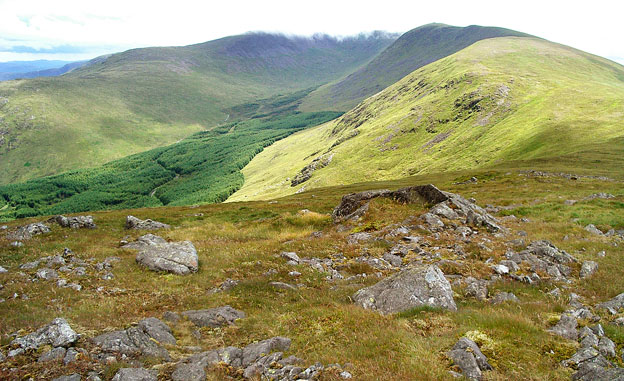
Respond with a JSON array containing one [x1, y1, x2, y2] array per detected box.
[[0, 33, 394, 184], [229, 37, 624, 202], [0, 110, 340, 220], [299, 23, 528, 112]]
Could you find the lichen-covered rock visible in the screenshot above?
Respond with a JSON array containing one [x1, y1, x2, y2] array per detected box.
[[12, 318, 78, 349], [448, 337, 492, 380], [491, 292, 519, 305], [549, 314, 578, 340], [352, 265, 457, 314], [50, 215, 96, 229], [92, 318, 173, 360], [597, 293, 624, 315], [129, 236, 198, 275], [580, 261, 599, 279], [242, 337, 291, 367], [125, 216, 170, 230], [111, 368, 158, 381], [182, 306, 246, 328], [171, 363, 206, 381], [7, 222, 50, 241]]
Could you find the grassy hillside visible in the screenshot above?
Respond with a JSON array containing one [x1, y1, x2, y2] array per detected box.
[[1, 161, 623, 379], [230, 37, 624, 202], [0, 111, 341, 221], [300, 24, 528, 112], [0, 33, 394, 184]]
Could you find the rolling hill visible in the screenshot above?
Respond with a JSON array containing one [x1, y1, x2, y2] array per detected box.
[[299, 23, 528, 112], [0, 32, 395, 184], [229, 36, 624, 202]]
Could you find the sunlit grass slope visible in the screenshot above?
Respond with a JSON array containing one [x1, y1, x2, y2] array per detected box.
[[0, 33, 394, 184], [300, 23, 528, 112], [230, 37, 624, 202]]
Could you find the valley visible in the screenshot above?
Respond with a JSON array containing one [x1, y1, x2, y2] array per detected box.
[[0, 19, 623, 381]]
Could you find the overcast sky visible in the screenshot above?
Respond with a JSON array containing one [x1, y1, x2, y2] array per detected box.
[[0, 0, 622, 64]]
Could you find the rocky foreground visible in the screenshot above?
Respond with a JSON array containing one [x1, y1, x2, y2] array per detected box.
[[1, 185, 623, 380]]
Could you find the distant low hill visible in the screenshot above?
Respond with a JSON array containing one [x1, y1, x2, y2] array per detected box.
[[0, 32, 395, 184], [0, 61, 87, 81], [230, 37, 624, 202], [300, 23, 528, 111]]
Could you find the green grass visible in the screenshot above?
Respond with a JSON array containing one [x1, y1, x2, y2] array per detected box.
[[0, 33, 394, 184], [2, 165, 622, 379], [300, 23, 528, 112], [0, 111, 341, 221], [230, 37, 624, 202]]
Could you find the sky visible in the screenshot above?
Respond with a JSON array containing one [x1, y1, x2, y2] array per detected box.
[[0, 0, 623, 64]]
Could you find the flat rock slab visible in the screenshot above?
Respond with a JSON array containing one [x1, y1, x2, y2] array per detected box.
[[182, 306, 246, 328], [353, 265, 457, 314], [126, 215, 170, 230], [123, 234, 198, 275]]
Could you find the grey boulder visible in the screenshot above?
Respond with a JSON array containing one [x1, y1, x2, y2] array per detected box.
[[580, 261, 598, 279], [126, 215, 170, 230], [50, 215, 96, 229], [352, 265, 457, 314], [182, 306, 246, 328], [7, 222, 50, 241], [92, 317, 173, 360], [126, 234, 198, 275], [448, 337, 492, 380], [12, 318, 78, 349]]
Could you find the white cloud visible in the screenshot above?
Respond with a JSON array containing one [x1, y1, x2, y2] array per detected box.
[[0, 0, 622, 63]]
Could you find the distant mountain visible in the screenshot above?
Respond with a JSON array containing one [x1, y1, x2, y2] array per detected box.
[[0, 61, 87, 81], [300, 23, 529, 111], [230, 36, 624, 201], [0, 32, 396, 184]]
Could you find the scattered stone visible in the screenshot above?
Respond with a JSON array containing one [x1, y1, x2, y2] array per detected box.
[[288, 271, 302, 278], [382, 253, 403, 267], [208, 278, 239, 294], [64, 347, 80, 364], [10, 241, 24, 247], [182, 306, 246, 328], [549, 314, 578, 340], [583, 193, 615, 201], [585, 224, 604, 236], [597, 251, 606, 258], [492, 264, 509, 275], [353, 265, 457, 314], [127, 235, 198, 275], [565, 200, 578, 206], [19, 260, 40, 270], [464, 277, 488, 301], [597, 293, 624, 315], [111, 368, 158, 381], [53, 374, 81, 381], [162, 311, 181, 322], [6, 222, 50, 241], [448, 337, 492, 381], [38, 347, 67, 362], [0, 265, 7, 273], [421, 213, 445, 230], [270, 281, 298, 291], [281, 251, 300, 264], [50, 215, 96, 229], [125, 215, 170, 230], [12, 318, 78, 349], [347, 232, 372, 245], [171, 362, 206, 381], [491, 292, 519, 305], [92, 317, 173, 360], [242, 337, 292, 366], [580, 261, 599, 278], [36, 268, 59, 280]]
